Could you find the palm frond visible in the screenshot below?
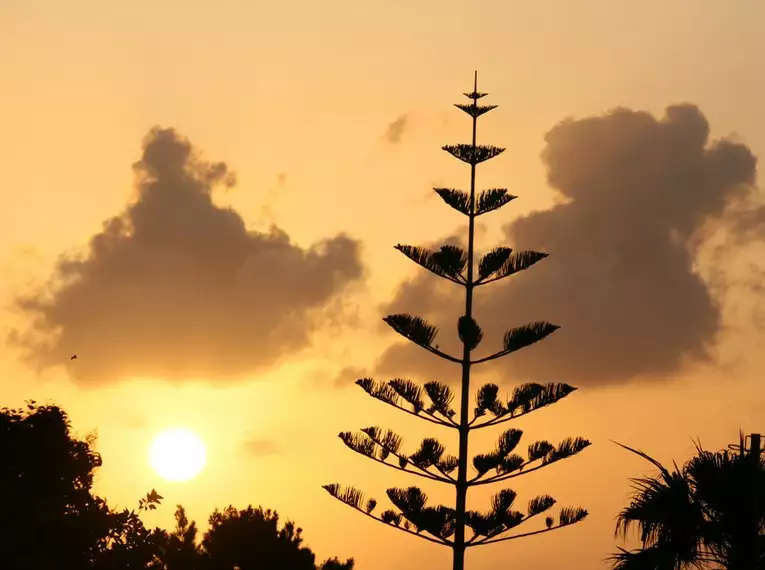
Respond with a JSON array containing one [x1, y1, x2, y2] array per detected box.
[[434, 188, 470, 215], [383, 314, 438, 348], [454, 103, 498, 118], [442, 144, 505, 165], [476, 189, 517, 216], [394, 244, 468, 282], [612, 441, 673, 479], [458, 315, 484, 351]]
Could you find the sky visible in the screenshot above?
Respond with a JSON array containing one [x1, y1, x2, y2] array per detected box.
[[2, 0, 765, 568]]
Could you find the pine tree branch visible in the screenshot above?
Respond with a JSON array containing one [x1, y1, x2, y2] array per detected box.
[[356, 379, 458, 429], [348, 445, 449, 483], [466, 509, 548, 545], [469, 382, 577, 430], [470, 350, 509, 365], [360, 432, 455, 484], [468, 515, 586, 546], [423, 344, 463, 364], [472, 322, 559, 365], [324, 494, 452, 547], [468, 450, 587, 486], [469, 406, 550, 430]]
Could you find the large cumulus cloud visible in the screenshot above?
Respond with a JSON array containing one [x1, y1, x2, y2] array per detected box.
[[13, 127, 364, 385], [375, 104, 758, 386]]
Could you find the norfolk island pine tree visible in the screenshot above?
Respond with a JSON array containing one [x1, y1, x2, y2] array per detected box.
[[323, 74, 591, 570]]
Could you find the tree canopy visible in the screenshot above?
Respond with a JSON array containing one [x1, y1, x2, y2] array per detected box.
[[0, 401, 353, 570]]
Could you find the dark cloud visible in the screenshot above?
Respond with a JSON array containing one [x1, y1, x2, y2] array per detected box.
[[376, 104, 758, 387], [242, 437, 279, 457], [13, 127, 364, 385], [383, 114, 409, 144]]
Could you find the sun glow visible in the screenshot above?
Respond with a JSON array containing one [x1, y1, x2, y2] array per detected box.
[[149, 428, 207, 482]]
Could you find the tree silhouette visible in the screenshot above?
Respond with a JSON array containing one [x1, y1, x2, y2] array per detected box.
[[323, 73, 590, 570], [610, 437, 765, 570], [198, 505, 354, 570], [2, 401, 354, 569], [0, 401, 164, 570], [154, 505, 202, 570]]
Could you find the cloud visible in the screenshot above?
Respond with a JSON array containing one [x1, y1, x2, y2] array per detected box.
[[13, 127, 364, 385], [331, 365, 369, 389], [242, 437, 279, 457], [375, 104, 758, 387], [383, 114, 409, 144]]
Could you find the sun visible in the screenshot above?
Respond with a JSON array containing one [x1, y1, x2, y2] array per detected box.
[[149, 428, 207, 482]]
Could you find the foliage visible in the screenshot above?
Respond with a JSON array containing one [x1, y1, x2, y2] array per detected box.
[[610, 439, 765, 570], [1, 401, 353, 570], [0, 401, 164, 570], [324, 73, 590, 570]]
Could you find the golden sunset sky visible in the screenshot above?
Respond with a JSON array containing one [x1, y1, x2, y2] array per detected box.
[[2, 1, 765, 568]]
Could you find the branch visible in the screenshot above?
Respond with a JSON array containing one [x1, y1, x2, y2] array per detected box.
[[382, 314, 462, 364], [474, 250, 549, 286], [466, 509, 547, 545], [342, 438, 449, 484], [471, 322, 559, 366], [470, 350, 509, 365], [469, 514, 587, 546], [356, 378, 458, 429], [469, 382, 577, 430], [394, 244, 468, 285], [322, 484, 451, 547], [423, 345, 463, 364], [469, 437, 591, 486], [361, 430, 454, 484]]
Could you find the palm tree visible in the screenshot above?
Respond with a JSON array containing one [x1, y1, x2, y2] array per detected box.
[[610, 436, 765, 570]]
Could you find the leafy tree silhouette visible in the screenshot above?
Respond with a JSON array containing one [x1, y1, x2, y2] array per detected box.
[[0, 401, 163, 570], [154, 505, 201, 570], [323, 73, 590, 570], [1, 402, 353, 570], [610, 437, 765, 570], [197, 505, 354, 570]]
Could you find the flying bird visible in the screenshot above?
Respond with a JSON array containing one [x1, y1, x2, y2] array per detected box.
[[70, 354, 78, 360]]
